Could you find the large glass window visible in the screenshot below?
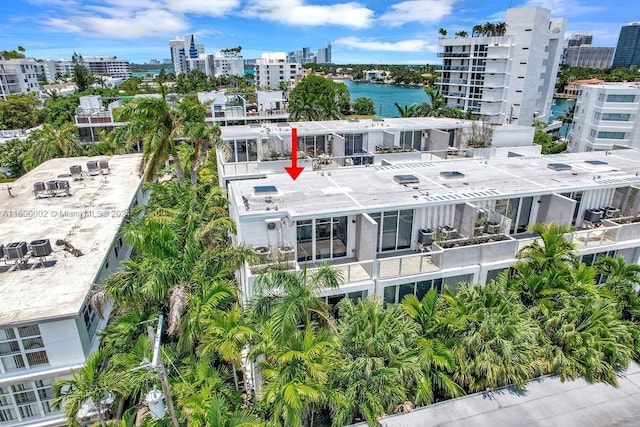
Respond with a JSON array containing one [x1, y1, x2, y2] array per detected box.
[[370, 210, 414, 252], [229, 139, 258, 162], [606, 94, 635, 102], [602, 113, 630, 121], [597, 131, 626, 139], [298, 135, 328, 157], [399, 131, 421, 150], [342, 133, 364, 155], [383, 278, 444, 305], [0, 325, 48, 373], [296, 217, 347, 261]]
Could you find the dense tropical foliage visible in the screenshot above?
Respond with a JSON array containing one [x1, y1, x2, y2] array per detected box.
[[51, 164, 640, 427]]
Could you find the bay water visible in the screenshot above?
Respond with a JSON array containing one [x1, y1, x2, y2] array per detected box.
[[339, 80, 429, 117]]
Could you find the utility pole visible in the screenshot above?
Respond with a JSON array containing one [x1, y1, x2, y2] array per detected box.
[[147, 315, 180, 427]]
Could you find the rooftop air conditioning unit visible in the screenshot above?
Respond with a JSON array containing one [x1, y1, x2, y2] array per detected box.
[[29, 239, 52, 257], [46, 180, 58, 191], [4, 241, 28, 260], [33, 182, 45, 192]]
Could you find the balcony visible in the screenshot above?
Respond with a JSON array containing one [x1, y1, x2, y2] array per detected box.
[[439, 78, 468, 85], [75, 108, 114, 125], [438, 52, 471, 58]]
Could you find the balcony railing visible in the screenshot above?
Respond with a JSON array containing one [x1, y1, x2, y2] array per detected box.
[[438, 52, 471, 58]]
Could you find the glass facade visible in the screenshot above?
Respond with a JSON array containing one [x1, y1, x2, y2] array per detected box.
[[612, 23, 640, 69]]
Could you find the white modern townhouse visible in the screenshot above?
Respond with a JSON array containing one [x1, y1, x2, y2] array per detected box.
[[225, 139, 640, 310]]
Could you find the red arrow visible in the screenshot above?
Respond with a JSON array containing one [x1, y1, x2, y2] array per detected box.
[[285, 127, 304, 180]]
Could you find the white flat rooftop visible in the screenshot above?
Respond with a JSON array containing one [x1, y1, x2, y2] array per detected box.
[[0, 154, 142, 326], [220, 117, 469, 140], [229, 149, 640, 219]]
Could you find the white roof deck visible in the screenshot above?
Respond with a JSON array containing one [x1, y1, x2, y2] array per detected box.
[[229, 149, 640, 219], [219, 117, 469, 141], [0, 154, 142, 326]]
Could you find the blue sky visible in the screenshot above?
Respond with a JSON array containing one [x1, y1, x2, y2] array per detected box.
[[2, 0, 638, 64]]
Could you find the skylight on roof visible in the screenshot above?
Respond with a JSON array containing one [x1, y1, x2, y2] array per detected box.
[[585, 160, 608, 165], [393, 174, 419, 184], [440, 171, 465, 179], [547, 163, 572, 171], [254, 185, 278, 194]]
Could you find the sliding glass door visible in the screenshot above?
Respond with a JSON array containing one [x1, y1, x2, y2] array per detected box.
[[296, 217, 348, 261]]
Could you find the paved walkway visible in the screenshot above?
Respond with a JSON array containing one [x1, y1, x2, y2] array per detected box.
[[350, 362, 640, 427]]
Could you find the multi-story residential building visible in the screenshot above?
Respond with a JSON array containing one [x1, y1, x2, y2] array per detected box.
[[567, 33, 593, 48], [211, 52, 245, 78], [215, 117, 538, 186], [563, 46, 614, 69], [317, 43, 332, 64], [612, 22, 640, 69], [437, 6, 566, 126], [169, 34, 201, 75], [54, 61, 74, 79], [0, 154, 144, 426], [36, 61, 58, 84], [0, 58, 42, 99], [568, 82, 640, 152], [254, 52, 302, 89], [81, 56, 132, 79], [223, 129, 640, 311]]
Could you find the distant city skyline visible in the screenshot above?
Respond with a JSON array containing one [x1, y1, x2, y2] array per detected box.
[[3, 0, 639, 65]]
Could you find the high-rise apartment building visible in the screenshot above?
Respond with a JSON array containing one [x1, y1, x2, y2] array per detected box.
[[437, 6, 566, 126], [612, 22, 640, 69], [563, 46, 615, 69], [568, 82, 640, 152], [567, 33, 593, 48], [317, 43, 332, 64], [169, 34, 201, 75], [254, 52, 302, 89]]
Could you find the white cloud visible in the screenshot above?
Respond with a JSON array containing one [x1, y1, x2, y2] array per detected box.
[[165, 0, 240, 15], [380, 0, 458, 26], [335, 36, 437, 52], [35, 0, 239, 39], [43, 7, 188, 39], [523, 0, 605, 16], [243, 0, 374, 28]]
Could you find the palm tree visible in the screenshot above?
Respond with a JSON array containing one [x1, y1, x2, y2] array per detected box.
[[543, 295, 634, 384], [423, 85, 445, 117], [394, 102, 429, 118], [112, 97, 213, 185], [401, 290, 464, 405], [330, 298, 420, 427], [53, 348, 116, 427], [259, 326, 336, 427], [438, 28, 448, 38], [454, 31, 468, 38], [250, 265, 342, 340], [441, 282, 546, 392], [104, 180, 243, 335], [199, 304, 256, 391], [471, 25, 483, 37], [495, 22, 507, 36], [288, 91, 323, 121], [173, 357, 241, 426], [596, 256, 640, 322], [29, 122, 82, 164], [517, 223, 577, 273]]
